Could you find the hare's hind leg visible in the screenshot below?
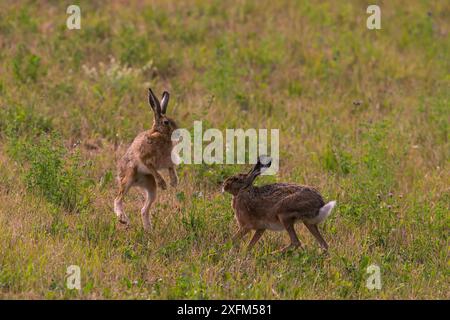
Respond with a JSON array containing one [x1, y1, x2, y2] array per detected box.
[[136, 174, 157, 231], [304, 223, 328, 250], [278, 215, 302, 252], [114, 167, 137, 225]]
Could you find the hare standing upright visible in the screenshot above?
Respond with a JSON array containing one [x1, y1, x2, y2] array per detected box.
[[114, 88, 178, 231], [222, 156, 336, 252]]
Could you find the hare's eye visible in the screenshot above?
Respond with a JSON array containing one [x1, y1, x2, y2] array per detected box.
[[163, 120, 169, 125]]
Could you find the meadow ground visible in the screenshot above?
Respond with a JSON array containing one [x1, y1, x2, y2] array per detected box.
[[0, 0, 448, 299]]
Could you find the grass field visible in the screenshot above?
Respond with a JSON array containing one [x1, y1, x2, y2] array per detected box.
[[0, 0, 448, 299]]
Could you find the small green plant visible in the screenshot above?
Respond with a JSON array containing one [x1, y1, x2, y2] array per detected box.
[[204, 37, 241, 101], [181, 198, 207, 239], [0, 104, 52, 139], [287, 82, 303, 97], [24, 135, 92, 212], [118, 25, 149, 66], [168, 269, 208, 299], [321, 144, 353, 175], [12, 45, 45, 83]]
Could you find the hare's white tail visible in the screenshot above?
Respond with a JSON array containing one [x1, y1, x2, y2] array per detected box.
[[309, 201, 336, 225]]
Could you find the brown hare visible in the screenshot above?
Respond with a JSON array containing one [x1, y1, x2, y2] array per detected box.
[[222, 156, 336, 252], [114, 88, 178, 231]]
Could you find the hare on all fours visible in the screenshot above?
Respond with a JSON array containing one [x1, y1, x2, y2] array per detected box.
[[114, 88, 178, 231], [222, 156, 336, 252]]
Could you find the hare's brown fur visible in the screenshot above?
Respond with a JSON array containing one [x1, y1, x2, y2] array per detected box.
[[223, 157, 335, 252], [114, 88, 178, 231]]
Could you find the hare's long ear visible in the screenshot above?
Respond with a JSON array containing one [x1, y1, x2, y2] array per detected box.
[[247, 155, 272, 183], [259, 155, 272, 170], [148, 88, 161, 116], [161, 91, 169, 114]]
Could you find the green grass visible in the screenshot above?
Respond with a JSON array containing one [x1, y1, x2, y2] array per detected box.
[[0, 0, 448, 299]]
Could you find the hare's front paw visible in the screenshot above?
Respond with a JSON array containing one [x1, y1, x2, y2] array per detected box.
[[158, 179, 167, 190]]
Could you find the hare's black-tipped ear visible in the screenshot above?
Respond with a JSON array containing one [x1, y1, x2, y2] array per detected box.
[[248, 155, 272, 175], [258, 155, 272, 171], [148, 88, 161, 115], [247, 155, 272, 184], [161, 91, 169, 114]]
